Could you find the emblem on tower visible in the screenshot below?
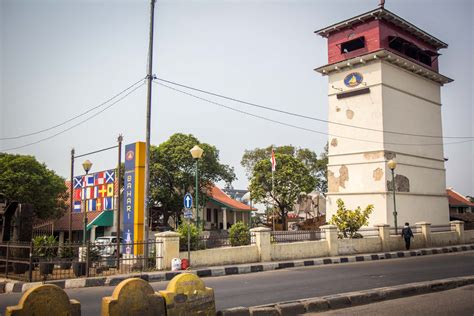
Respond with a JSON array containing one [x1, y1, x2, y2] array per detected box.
[[344, 72, 363, 87]]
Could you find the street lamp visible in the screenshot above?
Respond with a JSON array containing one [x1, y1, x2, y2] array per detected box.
[[387, 159, 398, 234], [82, 159, 93, 245], [190, 145, 204, 228]]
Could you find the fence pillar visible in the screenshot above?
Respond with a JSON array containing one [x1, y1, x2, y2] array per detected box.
[[250, 227, 271, 262], [155, 231, 180, 270], [415, 222, 432, 248], [320, 225, 338, 256], [374, 224, 390, 252], [450, 220, 464, 244]]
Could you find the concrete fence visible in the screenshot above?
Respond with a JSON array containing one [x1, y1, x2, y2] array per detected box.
[[155, 221, 473, 268]]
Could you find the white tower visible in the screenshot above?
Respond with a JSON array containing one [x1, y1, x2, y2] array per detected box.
[[315, 7, 452, 226]]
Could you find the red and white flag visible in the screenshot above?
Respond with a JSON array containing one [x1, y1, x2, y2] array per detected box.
[[271, 148, 276, 172]]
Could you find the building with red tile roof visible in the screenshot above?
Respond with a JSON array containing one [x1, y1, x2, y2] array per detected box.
[[447, 188, 474, 230], [203, 184, 256, 231]]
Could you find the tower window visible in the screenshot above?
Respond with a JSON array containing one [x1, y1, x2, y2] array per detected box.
[[341, 37, 365, 53], [388, 36, 434, 67]]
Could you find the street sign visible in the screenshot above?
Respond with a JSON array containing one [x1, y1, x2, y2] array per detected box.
[[184, 193, 193, 210], [184, 210, 193, 219]]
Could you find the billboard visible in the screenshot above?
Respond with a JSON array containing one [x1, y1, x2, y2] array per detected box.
[[123, 142, 145, 255]]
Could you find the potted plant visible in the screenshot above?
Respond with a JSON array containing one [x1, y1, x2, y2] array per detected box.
[[33, 235, 58, 276], [59, 245, 75, 270]]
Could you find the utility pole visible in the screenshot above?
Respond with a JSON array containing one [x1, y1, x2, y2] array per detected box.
[[143, 0, 156, 261]]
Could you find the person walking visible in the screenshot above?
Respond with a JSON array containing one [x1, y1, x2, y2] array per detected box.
[[401, 222, 414, 250]]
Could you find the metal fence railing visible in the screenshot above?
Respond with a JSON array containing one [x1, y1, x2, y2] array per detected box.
[[180, 232, 256, 251], [390, 226, 421, 235], [356, 228, 381, 237], [271, 230, 325, 243], [0, 240, 163, 282], [430, 225, 452, 233]]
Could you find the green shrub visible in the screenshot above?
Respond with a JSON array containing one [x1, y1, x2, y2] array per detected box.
[[329, 199, 374, 239], [32, 235, 58, 259], [177, 222, 201, 251], [229, 221, 251, 246]]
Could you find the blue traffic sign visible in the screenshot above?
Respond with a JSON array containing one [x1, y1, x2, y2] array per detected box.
[[184, 193, 193, 209], [184, 210, 193, 219]]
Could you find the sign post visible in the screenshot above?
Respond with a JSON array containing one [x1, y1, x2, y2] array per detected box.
[[183, 193, 193, 266]]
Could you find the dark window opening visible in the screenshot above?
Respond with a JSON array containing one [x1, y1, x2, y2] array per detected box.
[[206, 208, 212, 222], [388, 36, 434, 67], [341, 37, 365, 54]]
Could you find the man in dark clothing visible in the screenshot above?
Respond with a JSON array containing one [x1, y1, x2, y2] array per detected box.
[[401, 222, 414, 250]]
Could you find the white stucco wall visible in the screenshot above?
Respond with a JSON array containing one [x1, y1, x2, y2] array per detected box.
[[389, 234, 424, 251], [430, 231, 458, 247], [464, 230, 474, 244], [271, 240, 328, 261], [179, 245, 259, 267], [337, 237, 382, 255]]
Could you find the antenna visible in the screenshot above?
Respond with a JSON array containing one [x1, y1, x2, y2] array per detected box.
[[379, 0, 385, 8]]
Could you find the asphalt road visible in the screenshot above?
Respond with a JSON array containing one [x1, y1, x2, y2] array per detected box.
[[1, 251, 473, 315], [315, 285, 474, 316]]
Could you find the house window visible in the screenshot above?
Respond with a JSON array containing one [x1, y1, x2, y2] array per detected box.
[[341, 37, 365, 54], [206, 208, 212, 222]]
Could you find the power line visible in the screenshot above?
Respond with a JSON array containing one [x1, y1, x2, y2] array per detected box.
[[0, 77, 146, 141], [154, 77, 473, 140], [155, 81, 473, 147], [1, 83, 145, 152]]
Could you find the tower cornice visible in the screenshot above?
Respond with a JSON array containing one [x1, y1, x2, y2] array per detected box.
[[314, 49, 453, 85]]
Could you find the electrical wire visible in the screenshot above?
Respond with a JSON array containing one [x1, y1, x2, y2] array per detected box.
[[1, 83, 145, 152], [0, 77, 146, 141], [154, 77, 473, 140], [155, 81, 473, 147]]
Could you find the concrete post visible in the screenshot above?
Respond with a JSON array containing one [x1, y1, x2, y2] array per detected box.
[[155, 231, 180, 270], [320, 224, 338, 256], [250, 227, 271, 262], [415, 222, 432, 248], [374, 224, 390, 252], [90, 225, 97, 242], [450, 220, 464, 244], [233, 211, 237, 225], [222, 208, 227, 230]]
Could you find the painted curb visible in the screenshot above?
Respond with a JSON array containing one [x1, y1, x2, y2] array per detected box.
[[217, 275, 474, 315], [2, 243, 474, 293]]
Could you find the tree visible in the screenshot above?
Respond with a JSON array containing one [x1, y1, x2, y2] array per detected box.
[[249, 153, 316, 230], [329, 199, 374, 238], [241, 145, 327, 193], [149, 133, 236, 227], [0, 153, 67, 219]]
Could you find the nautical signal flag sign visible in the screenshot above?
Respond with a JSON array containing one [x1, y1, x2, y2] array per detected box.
[[72, 169, 116, 212]]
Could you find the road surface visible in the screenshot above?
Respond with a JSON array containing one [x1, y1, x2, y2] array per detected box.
[[0, 251, 473, 314]]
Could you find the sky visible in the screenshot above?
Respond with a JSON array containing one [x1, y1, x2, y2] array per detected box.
[[1, 0, 473, 196]]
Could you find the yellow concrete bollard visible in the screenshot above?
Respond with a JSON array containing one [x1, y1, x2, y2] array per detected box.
[[159, 273, 216, 316], [101, 278, 166, 316], [5, 284, 80, 316]]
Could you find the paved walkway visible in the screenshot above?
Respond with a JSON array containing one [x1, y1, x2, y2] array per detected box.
[[311, 285, 474, 316]]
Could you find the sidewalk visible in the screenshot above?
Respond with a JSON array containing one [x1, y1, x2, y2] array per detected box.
[[1, 243, 473, 294]]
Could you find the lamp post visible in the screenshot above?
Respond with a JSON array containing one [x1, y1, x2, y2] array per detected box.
[[387, 159, 398, 234], [82, 159, 93, 245], [190, 145, 204, 229]]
